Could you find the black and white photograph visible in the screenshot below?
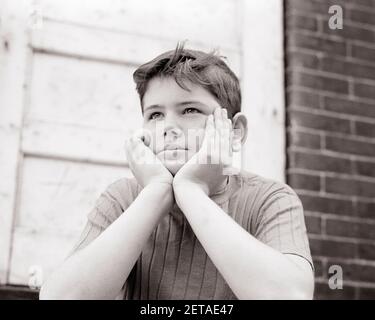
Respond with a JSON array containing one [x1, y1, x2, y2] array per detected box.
[[0, 0, 375, 304]]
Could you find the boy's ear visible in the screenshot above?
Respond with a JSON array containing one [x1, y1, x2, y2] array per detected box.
[[231, 112, 248, 152]]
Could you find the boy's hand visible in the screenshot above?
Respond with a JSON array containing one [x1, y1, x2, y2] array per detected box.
[[173, 108, 233, 196], [125, 130, 173, 188]]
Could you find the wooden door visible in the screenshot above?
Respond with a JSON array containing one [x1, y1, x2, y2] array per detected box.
[[0, 0, 243, 287]]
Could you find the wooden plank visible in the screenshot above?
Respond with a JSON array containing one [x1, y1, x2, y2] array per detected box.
[[0, 0, 31, 285], [241, 0, 285, 182], [30, 19, 241, 76], [37, 0, 240, 49], [22, 53, 142, 163], [27, 53, 141, 130], [22, 121, 131, 165], [0, 285, 39, 300], [8, 156, 132, 285]]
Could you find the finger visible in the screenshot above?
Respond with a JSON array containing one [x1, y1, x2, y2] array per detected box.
[[133, 129, 149, 145], [222, 108, 228, 121], [204, 114, 215, 137], [214, 107, 224, 131], [220, 110, 232, 165]]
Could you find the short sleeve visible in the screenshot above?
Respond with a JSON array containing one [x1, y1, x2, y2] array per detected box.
[[67, 177, 139, 258], [254, 182, 314, 271]]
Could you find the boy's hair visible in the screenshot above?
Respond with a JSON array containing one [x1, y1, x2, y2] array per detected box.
[[133, 43, 241, 118]]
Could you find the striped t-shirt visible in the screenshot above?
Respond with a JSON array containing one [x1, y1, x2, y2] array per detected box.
[[70, 170, 313, 300]]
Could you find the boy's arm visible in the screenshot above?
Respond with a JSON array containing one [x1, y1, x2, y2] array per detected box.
[[40, 183, 172, 300], [173, 108, 314, 299], [174, 183, 314, 300], [40, 133, 173, 300]]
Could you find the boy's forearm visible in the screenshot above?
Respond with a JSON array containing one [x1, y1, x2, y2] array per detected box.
[[40, 183, 173, 300], [174, 183, 313, 300]]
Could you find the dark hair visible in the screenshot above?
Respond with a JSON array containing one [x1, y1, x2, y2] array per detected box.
[[133, 43, 241, 118]]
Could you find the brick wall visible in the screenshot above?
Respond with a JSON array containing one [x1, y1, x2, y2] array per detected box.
[[285, 0, 375, 299]]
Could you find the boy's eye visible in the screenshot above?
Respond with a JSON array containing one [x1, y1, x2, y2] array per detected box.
[[183, 107, 200, 114], [148, 112, 163, 120]]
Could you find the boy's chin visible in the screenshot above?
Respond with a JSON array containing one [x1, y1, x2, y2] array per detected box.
[[162, 160, 186, 176]]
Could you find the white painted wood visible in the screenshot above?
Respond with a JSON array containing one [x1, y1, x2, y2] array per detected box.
[[37, 0, 240, 49], [0, 0, 31, 285], [22, 121, 130, 165], [240, 0, 285, 182], [9, 157, 132, 285], [22, 53, 142, 163], [2, 0, 252, 287], [30, 19, 241, 77], [27, 53, 141, 130]]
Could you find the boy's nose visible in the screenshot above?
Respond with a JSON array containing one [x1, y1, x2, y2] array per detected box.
[[164, 126, 183, 139], [163, 116, 183, 139]]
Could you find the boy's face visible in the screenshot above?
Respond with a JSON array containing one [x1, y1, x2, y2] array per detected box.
[[142, 77, 223, 175]]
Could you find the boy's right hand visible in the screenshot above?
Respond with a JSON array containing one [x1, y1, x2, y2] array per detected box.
[[125, 130, 173, 188]]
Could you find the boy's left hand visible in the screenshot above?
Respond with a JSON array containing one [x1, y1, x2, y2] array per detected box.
[[173, 107, 233, 196]]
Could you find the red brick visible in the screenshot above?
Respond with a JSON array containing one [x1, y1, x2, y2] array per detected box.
[[354, 82, 375, 100], [358, 287, 375, 299], [325, 260, 375, 283], [309, 238, 357, 258], [325, 136, 375, 157], [355, 121, 375, 138], [323, 96, 375, 118], [300, 194, 354, 216], [353, 0, 375, 9], [325, 219, 357, 238], [290, 151, 352, 173], [355, 160, 375, 178], [322, 21, 375, 43], [286, 0, 337, 16], [355, 264, 375, 283], [305, 215, 322, 234], [288, 172, 321, 191], [286, 13, 319, 32], [287, 32, 346, 56], [288, 130, 321, 149], [351, 44, 375, 63], [326, 218, 375, 240], [287, 90, 321, 109], [320, 56, 375, 81], [358, 243, 375, 260], [287, 71, 349, 94], [287, 50, 320, 70], [324, 261, 356, 282], [312, 257, 324, 278], [286, 0, 375, 301], [349, 8, 375, 25], [325, 176, 375, 198], [289, 110, 351, 134], [357, 200, 375, 219], [314, 282, 356, 300]]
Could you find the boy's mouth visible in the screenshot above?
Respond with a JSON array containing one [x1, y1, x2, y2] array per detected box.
[[159, 144, 188, 153]]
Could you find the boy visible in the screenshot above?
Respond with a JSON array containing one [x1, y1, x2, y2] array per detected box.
[[40, 45, 314, 300]]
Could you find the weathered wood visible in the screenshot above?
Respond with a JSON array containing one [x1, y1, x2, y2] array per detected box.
[[8, 157, 131, 285], [241, 0, 285, 182], [0, 0, 31, 285], [23, 121, 131, 165], [30, 19, 241, 76], [23, 53, 142, 163], [0, 285, 39, 300], [37, 0, 240, 49], [1, 0, 286, 288]]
